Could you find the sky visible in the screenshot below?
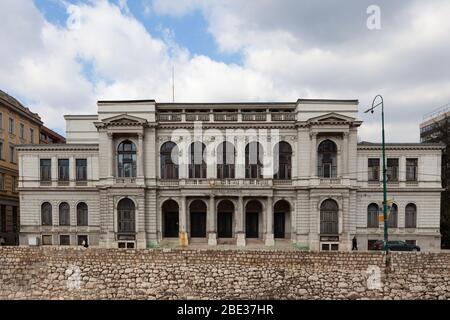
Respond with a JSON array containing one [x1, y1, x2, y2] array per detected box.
[[1, 0, 450, 141]]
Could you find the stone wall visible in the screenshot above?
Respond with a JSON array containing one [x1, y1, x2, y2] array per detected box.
[[0, 247, 449, 300]]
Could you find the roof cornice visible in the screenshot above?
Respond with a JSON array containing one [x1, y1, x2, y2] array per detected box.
[[16, 144, 99, 152]]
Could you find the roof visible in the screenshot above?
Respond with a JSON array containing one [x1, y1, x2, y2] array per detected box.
[[96, 98, 358, 109], [41, 125, 66, 142], [0, 89, 42, 124]]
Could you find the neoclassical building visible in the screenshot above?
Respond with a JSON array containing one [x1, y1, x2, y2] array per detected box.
[[17, 99, 443, 251]]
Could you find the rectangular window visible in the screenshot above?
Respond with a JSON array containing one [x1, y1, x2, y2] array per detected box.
[[40, 159, 52, 181], [406, 158, 418, 181], [19, 123, 24, 139], [76, 159, 87, 181], [0, 205, 6, 233], [0, 173, 4, 190], [42, 235, 53, 245], [30, 128, 34, 144], [9, 146, 15, 163], [60, 235, 70, 246], [386, 158, 399, 182], [58, 159, 69, 181], [8, 118, 14, 134], [0, 112, 2, 129], [12, 176, 17, 192], [0, 142, 3, 160], [368, 158, 380, 181]]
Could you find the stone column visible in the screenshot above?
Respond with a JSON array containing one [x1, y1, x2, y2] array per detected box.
[[137, 133, 144, 178], [235, 137, 246, 179], [236, 196, 246, 246], [208, 195, 217, 245], [179, 196, 188, 246], [343, 132, 349, 177], [310, 133, 317, 177], [265, 196, 274, 246], [107, 132, 114, 178], [70, 155, 75, 186], [51, 156, 57, 186]]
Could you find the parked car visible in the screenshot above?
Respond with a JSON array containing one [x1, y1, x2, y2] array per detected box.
[[370, 240, 420, 252]]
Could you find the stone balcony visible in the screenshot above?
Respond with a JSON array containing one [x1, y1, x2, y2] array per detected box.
[[157, 111, 296, 123], [158, 178, 296, 187]]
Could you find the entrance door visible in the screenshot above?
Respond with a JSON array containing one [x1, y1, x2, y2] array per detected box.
[[274, 212, 285, 238], [190, 212, 206, 237], [246, 212, 259, 238], [164, 212, 179, 237], [218, 212, 232, 238]]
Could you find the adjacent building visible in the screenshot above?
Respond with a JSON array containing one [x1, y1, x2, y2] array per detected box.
[[420, 104, 450, 248], [17, 99, 443, 251], [0, 90, 42, 245], [40, 125, 66, 144]]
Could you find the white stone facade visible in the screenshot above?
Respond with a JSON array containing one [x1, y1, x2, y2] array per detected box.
[[17, 99, 443, 251]]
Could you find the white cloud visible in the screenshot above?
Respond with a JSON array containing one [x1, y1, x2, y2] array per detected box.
[[1, 0, 450, 143]]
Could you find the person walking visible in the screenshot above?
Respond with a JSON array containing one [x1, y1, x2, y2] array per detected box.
[[0, 236, 5, 246], [352, 235, 358, 251]]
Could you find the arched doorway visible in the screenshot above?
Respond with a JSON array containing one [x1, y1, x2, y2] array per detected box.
[[245, 200, 262, 238], [245, 142, 264, 179], [162, 200, 179, 237], [117, 198, 136, 234], [160, 142, 179, 179], [217, 142, 236, 179], [274, 200, 291, 239], [320, 199, 338, 235], [190, 200, 207, 238], [217, 200, 234, 238], [118, 140, 137, 178], [273, 142, 292, 180], [189, 142, 207, 178], [318, 139, 337, 178]]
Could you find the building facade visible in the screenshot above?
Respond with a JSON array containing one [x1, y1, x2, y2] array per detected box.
[[420, 104, 450, 248], [0, 90, 42, 245], [17, 99, 443, 251]]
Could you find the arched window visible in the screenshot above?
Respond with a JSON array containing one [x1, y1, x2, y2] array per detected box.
[[217, 141, 235, 179], [367, 203, 379, 228], [405, 203, 417, 228], [118, 140, 137, 178], [318, 139, 337, 178], [59, 202, 70, 226], [77, 202, 88, 226], [160, 142, 179, 179], [245, 142, 263, 179], [41, 202, 52, 226], [189, 142, 206, 178], [274, 141, 292, 180], [388, 203, 398, 228], [117, 198, 135, 234], [320, 199, 338, 235]]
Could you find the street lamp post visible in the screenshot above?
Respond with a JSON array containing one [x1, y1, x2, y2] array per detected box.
[[364, 95, 389, 254]]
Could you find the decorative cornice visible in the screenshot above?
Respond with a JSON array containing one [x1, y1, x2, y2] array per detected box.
[[16, 144, 99, 152], [357, 144, 445, 151]]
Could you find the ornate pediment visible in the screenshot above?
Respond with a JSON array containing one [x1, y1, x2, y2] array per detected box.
[[308, 112, 355, 123], [95, 114, 148, 128]]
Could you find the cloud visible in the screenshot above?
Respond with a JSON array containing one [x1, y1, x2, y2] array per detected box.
[[1, 0, 450, 143]]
